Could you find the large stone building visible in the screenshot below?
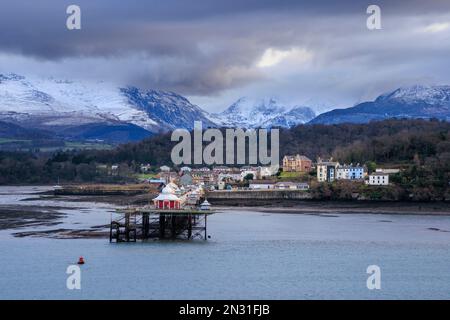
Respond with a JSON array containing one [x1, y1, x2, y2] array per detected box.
[[316, 158, 339, 182], [282, 155, 312, 172]]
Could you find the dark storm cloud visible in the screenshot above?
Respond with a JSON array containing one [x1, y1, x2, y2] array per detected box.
[[0, 0, 450, 105], [2, 0, 449, 58]]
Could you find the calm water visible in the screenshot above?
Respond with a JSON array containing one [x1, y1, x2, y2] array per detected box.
[[0, 186, 449, 299]]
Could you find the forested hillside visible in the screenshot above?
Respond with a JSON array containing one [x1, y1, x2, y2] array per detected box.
[[1, 119, 449, 200]]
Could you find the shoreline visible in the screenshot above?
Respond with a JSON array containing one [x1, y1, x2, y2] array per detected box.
[[3, 185, 449, 210], [22, 191, 450, 216], [0, 195, 449, 240], [214, 199, 450, 215], [216, 205, 450, 216]]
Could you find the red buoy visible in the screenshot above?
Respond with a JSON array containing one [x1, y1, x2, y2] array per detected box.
[[77, 257, 85, 265]]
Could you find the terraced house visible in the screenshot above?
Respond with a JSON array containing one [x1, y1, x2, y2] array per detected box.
[[336, 164, 365, 180]]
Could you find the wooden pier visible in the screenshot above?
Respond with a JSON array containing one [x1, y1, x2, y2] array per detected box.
[[110, 208, 213, 242]]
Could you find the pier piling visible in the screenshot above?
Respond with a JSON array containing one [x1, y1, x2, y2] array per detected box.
[[110, 209, 212, 242]]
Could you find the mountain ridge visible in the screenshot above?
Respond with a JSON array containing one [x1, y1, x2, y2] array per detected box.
[[210, 97, 316, 128], [1, 73, 449, 143], [309, 85, 450, 125], [0, 73, 215, 141]]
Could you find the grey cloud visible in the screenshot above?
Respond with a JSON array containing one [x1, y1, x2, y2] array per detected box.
[[0, 0, 450, 109]]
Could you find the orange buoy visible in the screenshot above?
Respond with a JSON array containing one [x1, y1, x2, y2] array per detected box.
[[77, 257, 85, 265]]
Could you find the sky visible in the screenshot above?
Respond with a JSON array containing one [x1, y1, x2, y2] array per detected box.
[[0, 0, 449, 113]]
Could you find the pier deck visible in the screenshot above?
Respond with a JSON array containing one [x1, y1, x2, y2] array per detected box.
[[110, 208, 214, 242]]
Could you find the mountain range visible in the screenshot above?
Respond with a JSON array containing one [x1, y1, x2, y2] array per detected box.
[[0, 73, 215, 142], [0, 73, 449, 144], [209, 97, 316, 128], [0, 73, 316, 142], [310, 85, 450, 124]]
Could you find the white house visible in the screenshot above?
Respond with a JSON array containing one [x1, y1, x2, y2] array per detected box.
[[367, 173, 389, 185], [160, 165, 171, 172], [149, 178, 166, 184], [275, 182, 310, 190], [375, 168, 400, 174], [140, 164, 152, 173], [218, 172, 242, 182], [249, 181, 276, 190], [258, 165, 279, 178]]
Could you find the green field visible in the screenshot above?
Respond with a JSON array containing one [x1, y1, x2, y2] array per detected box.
[[278, 171, 311, 182], [279, 171, 303, 178], [135, 173, 158, 180], [64, 142, 113, 150], [0, 139, 113, 152]]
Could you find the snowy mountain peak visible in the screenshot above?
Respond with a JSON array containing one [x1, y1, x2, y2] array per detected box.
[[310, 85, 450, 125], [221, 97, 285, 116], [1, 73, 318, 142], [0, 73, 220, 135], [120, 86, 215, 130], [211, 97, 315, 128], [377, 85, 450, 104]]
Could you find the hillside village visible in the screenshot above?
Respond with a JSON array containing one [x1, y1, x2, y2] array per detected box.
[[141, 154, 397, 189], [119, 154, 403, 204]]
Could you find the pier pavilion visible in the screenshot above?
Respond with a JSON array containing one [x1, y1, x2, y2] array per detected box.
[[152, 185, 181, 209], [110, 184, 214, 242]]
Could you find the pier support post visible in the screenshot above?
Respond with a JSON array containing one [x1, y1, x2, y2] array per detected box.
[[187, 213, 192, 239], [171, 214, 177, 239], [142, 213, 149, 240], [125, 212, 130, 242], [204, 213, 207, 241], [159, 214, 166, 239], [112, 209, 212, 242]]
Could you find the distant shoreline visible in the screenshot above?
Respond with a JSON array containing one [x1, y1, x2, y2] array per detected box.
[[37, 192, 450, 213], [215, 201, 450, 216], [45, 194, 450, 216], [2, 185, 449, 216]]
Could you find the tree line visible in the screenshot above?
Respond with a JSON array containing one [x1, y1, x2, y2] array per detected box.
[[0, 119, 449, 200]]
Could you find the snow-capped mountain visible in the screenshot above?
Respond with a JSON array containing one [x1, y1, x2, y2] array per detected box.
[[0, 73, 155, 130], [376, 85, 450, 105], [0, 73, 213, 138], [210, 97, 316, 128], [0, 73, 317, 141], [309, 85, 450, 124], [120, 87, 215, 131], [2, 74, 448, 141]]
